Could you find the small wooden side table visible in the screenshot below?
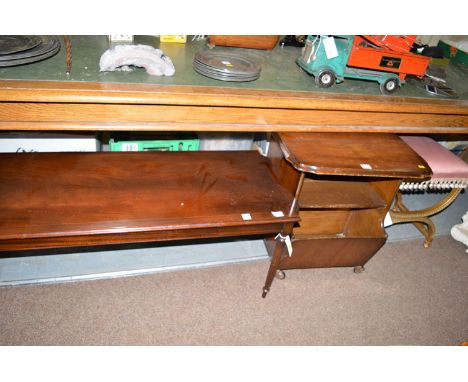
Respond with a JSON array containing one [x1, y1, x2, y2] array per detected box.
[[263, 132, 431, 290]]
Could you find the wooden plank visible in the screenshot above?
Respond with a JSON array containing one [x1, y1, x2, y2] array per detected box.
[[1, 121, 466, 134], [1, 80, 467, 116], [0, 102, 467, 133], [1, 79, 467, 133]]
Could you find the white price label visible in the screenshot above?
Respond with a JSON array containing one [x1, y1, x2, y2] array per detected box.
[[285, 235, 293, 257], [275, 233, 293, 257], [241, 213, 252, 221], [323, 36, 338, 59]]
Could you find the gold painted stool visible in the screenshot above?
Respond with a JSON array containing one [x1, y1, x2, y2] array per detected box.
[[389, 136, 468, 248]]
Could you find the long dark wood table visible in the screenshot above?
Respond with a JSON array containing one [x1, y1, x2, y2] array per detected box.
[[0, 150, 301, 297]]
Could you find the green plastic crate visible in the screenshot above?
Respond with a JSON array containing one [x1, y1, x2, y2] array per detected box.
[[109, 137, 199, 152]]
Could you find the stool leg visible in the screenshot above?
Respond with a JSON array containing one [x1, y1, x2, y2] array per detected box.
[[390, 188, 462, 248], [391, 198, 435, 247], [403, 216, 435, 248], [393, 192, 405, 212], [416, 218, 435, 248]]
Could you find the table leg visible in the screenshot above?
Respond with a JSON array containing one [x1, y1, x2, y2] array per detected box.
[[262, 223, 294, 298]]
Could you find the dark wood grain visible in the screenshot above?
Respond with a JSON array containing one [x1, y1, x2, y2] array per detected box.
[[265, 134, 302, 195], [0, 151, 299, 252], [277, 132, 433, 178], [299, 177, 387, 209], [279, 237, 387, 269]]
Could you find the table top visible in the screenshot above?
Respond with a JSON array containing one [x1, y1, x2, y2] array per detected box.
[[0, 151, 298, 251], [276, 132, 432, 178]]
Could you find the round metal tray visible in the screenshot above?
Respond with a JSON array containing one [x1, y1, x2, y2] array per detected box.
[[193, 63, 260, 82], [0, 36, 60, 67], [194, 51, 261, 76], [0, 35, 42, 55], [194, 64, 259, 78], [193, 59, 261, 77]]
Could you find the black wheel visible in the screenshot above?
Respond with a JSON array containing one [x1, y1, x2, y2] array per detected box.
[[316, 70, 335, 88], [380, 78, 399, 94]]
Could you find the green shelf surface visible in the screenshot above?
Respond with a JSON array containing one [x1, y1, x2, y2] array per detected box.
[[0, 35, 467, 100]]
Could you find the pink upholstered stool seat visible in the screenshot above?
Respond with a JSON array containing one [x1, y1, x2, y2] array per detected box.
[[399, 136, 468, 190]]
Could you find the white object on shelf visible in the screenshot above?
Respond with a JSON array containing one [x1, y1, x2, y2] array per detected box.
[[198, 133, 254, 151], [0, 132, 100, 152], [99, 44, 175, 76], [109, 35, 134, 43]]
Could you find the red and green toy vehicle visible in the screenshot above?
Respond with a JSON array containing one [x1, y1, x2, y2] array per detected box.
[[297, 35, 431, 94]]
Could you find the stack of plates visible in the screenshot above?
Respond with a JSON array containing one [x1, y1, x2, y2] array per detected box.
[[193, 51, 261, 82], [0, 36, 60, 67]]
